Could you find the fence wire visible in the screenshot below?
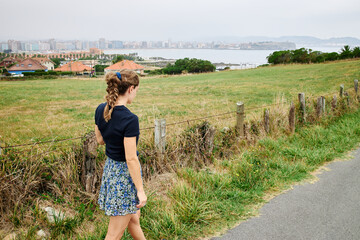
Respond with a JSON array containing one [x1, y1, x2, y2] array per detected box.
[[1, 86, 355, 150]]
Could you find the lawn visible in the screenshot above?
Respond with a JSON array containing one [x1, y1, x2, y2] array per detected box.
[[0, 59, 359, 146]]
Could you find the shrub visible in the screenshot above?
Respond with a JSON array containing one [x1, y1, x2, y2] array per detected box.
[[267, 46, 358, 65], [162, 58, 215, 75]]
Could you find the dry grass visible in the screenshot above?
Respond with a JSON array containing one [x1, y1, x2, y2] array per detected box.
[[1, 60, 360, 239], [1, 59, 360, 147]]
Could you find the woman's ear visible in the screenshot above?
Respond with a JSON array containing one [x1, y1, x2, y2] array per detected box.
[[129, 85, 135, 93]]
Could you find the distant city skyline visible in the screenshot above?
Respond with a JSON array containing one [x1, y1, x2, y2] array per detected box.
[[1, 0, 359, 41], [0, 38, 299, 53]]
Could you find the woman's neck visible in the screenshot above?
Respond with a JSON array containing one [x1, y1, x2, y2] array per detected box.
[[114, 97, 127, 107]]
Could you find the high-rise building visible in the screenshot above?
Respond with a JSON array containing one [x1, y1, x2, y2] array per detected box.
[[32, 42, 40, 51], [39, 42, 50, 51], [0, 43, 8, 52], [24, 42, 32, 51], [99, 38, 106, 49], [75, 40, 82, 50], [82, 41, 90, 50], [141, 41, 147, 48], [49, 39, 56, 50], [8, 40, 21, 52], [112, 41, 123, 49]]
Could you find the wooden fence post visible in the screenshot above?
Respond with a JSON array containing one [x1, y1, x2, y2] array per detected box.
[[298, 93, 306, 123], [316, 97, 322, 117], [154, 119, 166, 153], [236, 102, 245, 137], [82, 131, 98, 193], [264, 108, 270, 134], [340, 84, 344, 98], [289, 101, 295, 133], [331, 95, 337, 111], [321, 96, 326, 114], [354, 79, 358, 95], [355, 79, 360, 102]]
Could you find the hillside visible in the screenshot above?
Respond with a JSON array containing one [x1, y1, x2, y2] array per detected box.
[[0, 59, 359, 146]]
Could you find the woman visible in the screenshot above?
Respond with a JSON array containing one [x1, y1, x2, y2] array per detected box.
[[94, 70, 147, 240]]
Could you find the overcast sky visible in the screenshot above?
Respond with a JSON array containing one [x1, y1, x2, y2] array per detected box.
[[1, 0, 360, 41]]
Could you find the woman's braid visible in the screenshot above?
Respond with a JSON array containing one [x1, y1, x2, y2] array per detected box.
[[104, 73, 121, 122], [102, 70, 140, 122]]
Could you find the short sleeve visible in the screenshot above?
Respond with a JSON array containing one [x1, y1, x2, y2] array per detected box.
[[94, 106, 99, 125], [95, 104, 103, 125], [124, 115, 140, 137]]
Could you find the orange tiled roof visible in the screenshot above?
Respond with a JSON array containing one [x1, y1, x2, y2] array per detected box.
[[105, 60, 144, 70], [8, 58, 47, 71], [0, 57, 22, 67], [3, 57, 22, 62], [33, 57, 55, 65], [54, 61, 93, 72]]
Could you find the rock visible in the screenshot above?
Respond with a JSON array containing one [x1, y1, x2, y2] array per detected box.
[[42, 206, 65, 223], [4, 233, 17, 240], [36, 229, 47, 239]]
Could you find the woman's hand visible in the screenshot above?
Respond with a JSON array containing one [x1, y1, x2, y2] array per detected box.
[[136, 190, 147, 208]]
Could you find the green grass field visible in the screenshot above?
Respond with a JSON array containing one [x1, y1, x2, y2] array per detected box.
[[0, 59, 359, 146], [1, 59, 360, 239]]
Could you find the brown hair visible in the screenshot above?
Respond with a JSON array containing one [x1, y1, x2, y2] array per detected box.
[[103, 70, 139, 122]]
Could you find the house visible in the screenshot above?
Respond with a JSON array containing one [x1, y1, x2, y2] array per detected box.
[[33, 57, 55, 71], [89, 47, 102, 55], [105, 60, 145, 74], [54, 61, 93, 74], [7, 58, 47, 74], [0, 57, 22, 68]]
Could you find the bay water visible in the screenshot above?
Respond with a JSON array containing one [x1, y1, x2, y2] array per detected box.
[[105, 46, 342, 68]]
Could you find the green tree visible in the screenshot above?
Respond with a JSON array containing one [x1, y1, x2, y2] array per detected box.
[[352, 46, 360, 58], [95, 65, 109, 72], [162, 58, 215, 74], [340, 45, 352, 59], [50, 58, 63, 68], [112, 55, 124, 64], [291, 48, 310, 63], [267, 50, 292, 64], [325, 52, 340, 61]]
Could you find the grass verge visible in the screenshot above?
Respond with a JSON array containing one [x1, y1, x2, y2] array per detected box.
[[128, 105, 360, 239], [2, 97, 360, 239]]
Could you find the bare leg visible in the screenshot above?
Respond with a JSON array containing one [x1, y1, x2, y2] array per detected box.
[[128, 210, 146, 240], [105, 214, 132, 240]]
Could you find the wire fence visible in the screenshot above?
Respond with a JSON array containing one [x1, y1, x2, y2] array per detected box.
[[0, 86, 355, 150]]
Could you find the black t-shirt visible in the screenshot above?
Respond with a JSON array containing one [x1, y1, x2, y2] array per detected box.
[[95, 102, 140, 162]]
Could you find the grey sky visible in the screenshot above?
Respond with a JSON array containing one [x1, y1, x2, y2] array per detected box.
[[1, 0, 360, 41]]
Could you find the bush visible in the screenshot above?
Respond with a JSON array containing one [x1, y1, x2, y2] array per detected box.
[[94, 65, 109, 73], [162, 58, 215, 75], [144, 69, 163, 75], [23, 72, 47, 76], [57, 71, 74, 76], [267, 46, 358, 65]]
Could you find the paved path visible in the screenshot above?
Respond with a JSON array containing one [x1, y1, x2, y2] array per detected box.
[[211, 146, 360, 240]]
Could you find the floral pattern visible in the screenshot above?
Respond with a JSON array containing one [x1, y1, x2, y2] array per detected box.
[[98, 157, 142, 216]]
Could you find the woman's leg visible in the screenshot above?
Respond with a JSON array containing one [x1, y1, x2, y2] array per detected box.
[[128, 210, 146, 240], [105, 214, 132, 240]]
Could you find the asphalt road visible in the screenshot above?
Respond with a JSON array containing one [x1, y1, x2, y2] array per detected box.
[[211, 145, 360, 240]]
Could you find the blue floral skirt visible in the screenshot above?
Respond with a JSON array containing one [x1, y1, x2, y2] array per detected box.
[[98, 157, 142, 216]]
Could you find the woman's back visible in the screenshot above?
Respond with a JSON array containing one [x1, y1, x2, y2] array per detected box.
[[95, 102, 140, 162]]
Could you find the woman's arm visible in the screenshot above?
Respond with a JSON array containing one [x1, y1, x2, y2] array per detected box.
[[94, 125, 105, 145], [124, 136, 147, 208]]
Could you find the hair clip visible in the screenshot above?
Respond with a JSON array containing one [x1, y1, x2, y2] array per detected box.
[[116, 72, 122, 81]]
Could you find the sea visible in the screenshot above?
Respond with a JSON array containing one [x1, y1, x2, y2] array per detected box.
[[104, 45, 343, 69]]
